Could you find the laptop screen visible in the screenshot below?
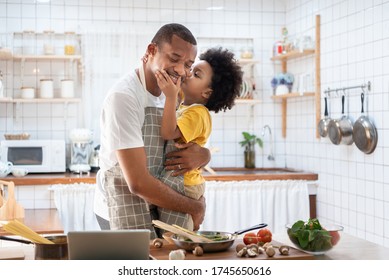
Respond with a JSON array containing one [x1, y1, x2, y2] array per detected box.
[[67, 230, 150, 260]]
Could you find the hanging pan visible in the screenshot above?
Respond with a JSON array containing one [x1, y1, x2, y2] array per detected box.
[[353, 91, 378, 154], [328, 93, 354, 145], [318, 95, 331, 137]]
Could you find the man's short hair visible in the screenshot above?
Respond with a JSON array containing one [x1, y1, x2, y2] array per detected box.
[[151, 23, 197, 47]]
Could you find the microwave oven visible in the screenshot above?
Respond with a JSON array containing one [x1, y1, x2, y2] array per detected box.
[[0, 140, 66, 173]]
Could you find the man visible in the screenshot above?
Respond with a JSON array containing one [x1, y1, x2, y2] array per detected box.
[[94, 23, 210, 238]]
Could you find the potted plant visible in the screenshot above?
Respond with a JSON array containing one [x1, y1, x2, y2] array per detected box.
[[239, 132, 263, 168]]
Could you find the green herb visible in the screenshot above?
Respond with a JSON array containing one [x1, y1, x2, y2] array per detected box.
[[239, 132, 263, 151], [288, 218, 333, 252], [183, 233, 229, 242]]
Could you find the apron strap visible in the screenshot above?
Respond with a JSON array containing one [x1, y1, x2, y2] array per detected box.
[[139, 62, 148, 106]]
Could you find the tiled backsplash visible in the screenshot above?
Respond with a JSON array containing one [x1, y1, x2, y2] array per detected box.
[[1, 0, 389, 247]]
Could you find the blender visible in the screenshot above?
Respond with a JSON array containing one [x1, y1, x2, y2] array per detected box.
[[69, 128, 93, 173]]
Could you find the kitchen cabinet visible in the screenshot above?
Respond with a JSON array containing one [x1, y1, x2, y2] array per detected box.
[[271, 15, 321, 138]]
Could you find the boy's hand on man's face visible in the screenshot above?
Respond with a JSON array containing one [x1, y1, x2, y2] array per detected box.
[[155, 69, 181, 98]]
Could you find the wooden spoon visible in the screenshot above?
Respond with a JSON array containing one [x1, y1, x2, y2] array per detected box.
[[152, 220, 212, 243]]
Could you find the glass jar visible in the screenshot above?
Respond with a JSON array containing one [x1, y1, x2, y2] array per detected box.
[[22, 30, 35, 55], [64, 31, 76, 55], [240, 46, 254, 59], [43, 30, 55, 55]]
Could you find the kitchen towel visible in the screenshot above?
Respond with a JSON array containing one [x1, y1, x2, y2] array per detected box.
[[200, 180, 310, 234], [50, 183, 100, 234]]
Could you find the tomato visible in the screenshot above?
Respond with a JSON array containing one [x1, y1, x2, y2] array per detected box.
[[257, 228, 272, 243], [243, 232, 258, 245], [329, 231, 340, 246]]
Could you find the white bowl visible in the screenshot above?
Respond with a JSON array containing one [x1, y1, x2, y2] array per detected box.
[[12, 168, 28, 177]]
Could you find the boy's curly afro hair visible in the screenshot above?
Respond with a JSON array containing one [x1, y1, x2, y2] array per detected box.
[[199, 47, 243, 113]]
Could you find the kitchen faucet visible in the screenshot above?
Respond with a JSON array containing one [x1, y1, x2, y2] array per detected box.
[[261, 125, 275, 161]]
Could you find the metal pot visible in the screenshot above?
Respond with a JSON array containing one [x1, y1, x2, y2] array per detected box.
[[318, 96, 330, 137], [171, 223, 267, 253], [328, 94, 354, 145], [0, 235, 68, 260], [353, 92, 378, 154]]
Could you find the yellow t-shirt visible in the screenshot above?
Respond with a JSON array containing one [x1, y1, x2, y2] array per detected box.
[[176, 104, 212, 186]]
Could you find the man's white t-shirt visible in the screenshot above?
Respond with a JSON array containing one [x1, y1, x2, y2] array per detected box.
[[94, 70, 165, 220]]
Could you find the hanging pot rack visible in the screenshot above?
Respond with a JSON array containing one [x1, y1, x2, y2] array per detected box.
[[324, 81, 371, 97]]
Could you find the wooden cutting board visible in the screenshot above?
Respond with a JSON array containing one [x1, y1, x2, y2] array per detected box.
[[150, 240, 314, 260], [0, 180, 25, 221]]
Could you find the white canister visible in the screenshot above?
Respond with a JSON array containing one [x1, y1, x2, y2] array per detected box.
[[60, 79, 74, 98], [21, 87, 35, 99], [40, 79, 54, 98]]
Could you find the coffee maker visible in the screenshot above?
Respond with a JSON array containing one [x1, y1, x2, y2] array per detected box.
[[69, 128, 93, 173]]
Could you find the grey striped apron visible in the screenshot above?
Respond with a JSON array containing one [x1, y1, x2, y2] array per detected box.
[[104, 66, 188, 239]]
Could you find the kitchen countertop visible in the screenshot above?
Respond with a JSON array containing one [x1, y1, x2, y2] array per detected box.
[[273, 233, 389, 260], [1, 233, 389, 260], [1, 167, 318, 186], [0, 209, 63, 236], [203, 167, 318, 181], [1, 172, 96, 186]]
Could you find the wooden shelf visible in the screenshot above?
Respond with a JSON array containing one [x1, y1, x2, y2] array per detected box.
[[12, 54, 82, 61], [271, 15, 321, 138], [238, 59, 260, 67], [0, 49, 13, 60], [271, 49, 315, 61], [0, 98, 81, 104], [271, 92, 315, 100], [235, 98, 261, 104], [0, 97, 13, 102]]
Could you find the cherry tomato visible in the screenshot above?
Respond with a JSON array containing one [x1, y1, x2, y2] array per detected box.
[[329, 231, 340, 246], [243, 232, 258, 245], [257, 228, 272, 243]]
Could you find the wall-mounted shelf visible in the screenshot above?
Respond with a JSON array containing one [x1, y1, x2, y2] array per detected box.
[[235, 98, 261, 104], [271, 15, 321, 138], [0, 97, 13, 102], [12, 54, 82, 61], [238, 59, 260, 67], [0, 98, 81, 124], [0, 98, 81, 104], [271, 49, 315, 61], [271, 92, 315, 99]]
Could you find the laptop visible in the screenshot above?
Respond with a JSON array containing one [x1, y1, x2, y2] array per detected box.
[[67, 230, 150, 260]]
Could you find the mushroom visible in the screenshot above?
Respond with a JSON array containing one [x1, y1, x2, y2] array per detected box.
[[237, 247, 248, 257], [246, 248, 258, 258], [169, 249, 186, 260], [263, 242, 272, 250], [235, 243, 246, 253], [279, 245, 290, 255], [265, 246, 276, 257], [152, 238, 164, 248], [247, 243, 259, 254], [192, 246, 204, 256], [257, 246, 265, 254]]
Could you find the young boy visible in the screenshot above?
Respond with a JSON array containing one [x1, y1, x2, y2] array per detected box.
[[155, 47, 243, 230]]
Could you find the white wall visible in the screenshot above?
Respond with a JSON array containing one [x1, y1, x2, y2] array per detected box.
[[283, 0, 389, 247], [1, 0, 389, 247]]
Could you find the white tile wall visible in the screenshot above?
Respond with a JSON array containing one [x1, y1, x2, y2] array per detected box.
[[1, 0, 389, 247]]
